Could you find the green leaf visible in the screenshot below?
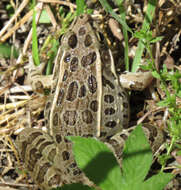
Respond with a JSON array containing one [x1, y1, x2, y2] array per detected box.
[[68, 126, 173, 190], [141, 172, 173, 190], [67, 136, 122, 190], [149, 36, 163, 43], [39, 10, 51, 24], [52, 183, 96, 190], [151, 71, 161, 79], [132, 0, 157, 72], [76, 0, 85, 15], [121, 125, 152, 188]]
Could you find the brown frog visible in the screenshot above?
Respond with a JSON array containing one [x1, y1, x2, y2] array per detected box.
[[16, 14, 163, 190]]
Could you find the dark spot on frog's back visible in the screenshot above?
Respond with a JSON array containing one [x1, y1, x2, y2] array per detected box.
[[102, 76, 115, 89], [57, 89, 64, 105], [78, 27, 86, 36], [87, 75, 97, 94], [55, 134, 62, 143], [62, 151, 70, 161], [73, 169, 82, 176], [66, 81, 78, 101], [69, 163, 76, 168], [104, 107, 116, 115], [63, 110, 77, 126], [63, 70, 68, 81], [68, 33, 77, 49], [90, 100, 98, 112], [81, 52, 97, 67], [53, 113, 59, 126], [70, 57, 78, 72], [78, 84, 86, 98], [82, 110, 93, 124], [84, 34, 92, 47], [104, 94, 114, 103], [105, 120, 117, 128], [64, 52, 71, 63]]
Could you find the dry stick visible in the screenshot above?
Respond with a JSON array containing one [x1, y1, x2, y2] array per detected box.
[[0, 2, 44, 43], [44, 4, 58, 29], [0, 182, 36, 188], [0, 0, 29, 40]]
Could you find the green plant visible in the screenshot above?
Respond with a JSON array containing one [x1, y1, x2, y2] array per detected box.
[[52, 126, 173, 190], [134, 26, 181, 169]]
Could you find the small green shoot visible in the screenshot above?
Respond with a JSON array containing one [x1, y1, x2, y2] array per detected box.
[[58, 11, 75, 36], [32, 0, 40, 66], [132, 0, 157, 72], [45, 38, 59, 75]]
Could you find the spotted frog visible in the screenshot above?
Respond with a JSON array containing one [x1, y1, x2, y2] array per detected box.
[[16, 14, 162, 189]]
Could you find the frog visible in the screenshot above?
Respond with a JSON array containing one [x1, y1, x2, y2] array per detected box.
[[15, 14, 163, 190]]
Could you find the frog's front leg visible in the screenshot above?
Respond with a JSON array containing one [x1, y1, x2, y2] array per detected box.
[[27, 59, 54, 93], [119, 71, 153, 91]]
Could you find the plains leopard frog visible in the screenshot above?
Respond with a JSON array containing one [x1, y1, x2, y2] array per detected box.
[[16, 14, 163, 190]]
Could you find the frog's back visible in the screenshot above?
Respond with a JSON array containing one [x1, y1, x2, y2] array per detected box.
[[47, 14, 129, 140]]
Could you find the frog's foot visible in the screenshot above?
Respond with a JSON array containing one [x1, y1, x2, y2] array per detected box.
[[119, 71, 153, 91], [108, 124, 164, 163], [26, 59, 53, 93], [31, 74, 53, 93]]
